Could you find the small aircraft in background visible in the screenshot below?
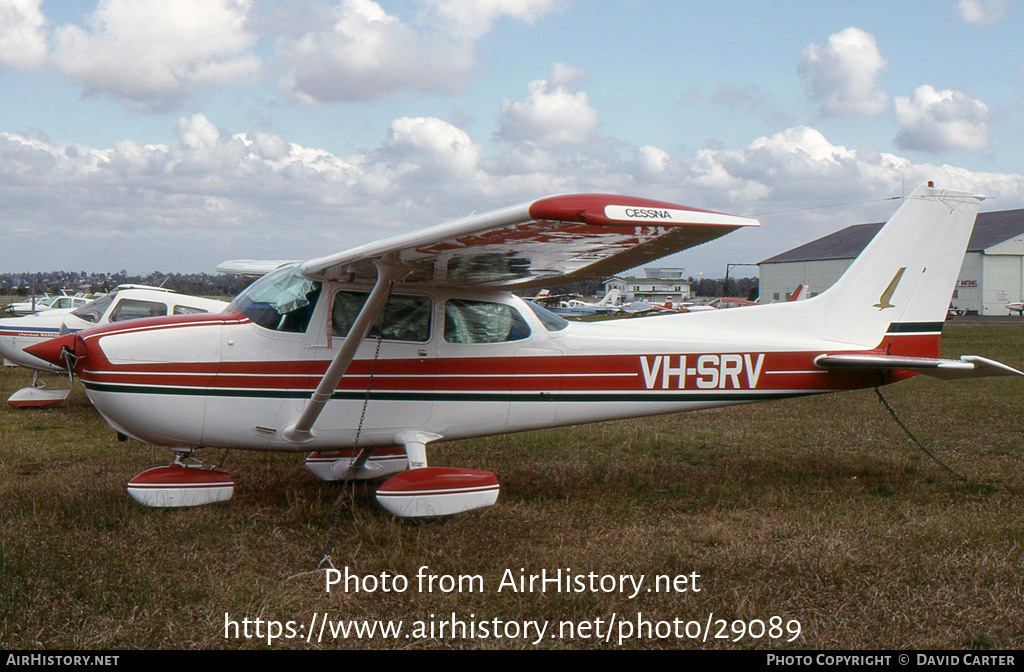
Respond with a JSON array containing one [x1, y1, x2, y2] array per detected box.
[[1, 286, 227, 407], [545, 288, 623, 317], [1004, 301, 1024, 316], [621, 296, 690, 315], [6, 293, 92, 316], [676, 297, 759, 312], [6, 294, 55, 316], [28, 184, 1022, 517], [787, 284, 811, 302]]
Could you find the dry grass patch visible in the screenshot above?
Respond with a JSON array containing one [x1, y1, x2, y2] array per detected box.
[[1, 324, 1023, 648]]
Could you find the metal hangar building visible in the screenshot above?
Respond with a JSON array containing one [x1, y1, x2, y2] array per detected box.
[[758, 208, 1024, 316]]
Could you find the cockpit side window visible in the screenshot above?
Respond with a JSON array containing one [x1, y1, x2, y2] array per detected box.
[[227, 265, 322, 333], [444, 299, 530, 344], [332, 291, 432, 342], [109, 299, 167, 323]]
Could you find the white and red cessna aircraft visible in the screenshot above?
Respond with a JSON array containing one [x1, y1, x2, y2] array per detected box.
[[26, 184, 1022, 516]]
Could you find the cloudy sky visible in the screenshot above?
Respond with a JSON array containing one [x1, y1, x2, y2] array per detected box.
[[1, 0, 1022, 278]]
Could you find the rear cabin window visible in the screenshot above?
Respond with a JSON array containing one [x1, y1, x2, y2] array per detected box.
[[332, 292, 432, 342], [173, 305, 209, 315], [109, 299, 167, 322], [444, 299, 530, 344], [524, 301, 569, 332]]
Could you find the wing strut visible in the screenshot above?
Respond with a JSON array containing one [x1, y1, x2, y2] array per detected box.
[[282, 257, 406, 443]]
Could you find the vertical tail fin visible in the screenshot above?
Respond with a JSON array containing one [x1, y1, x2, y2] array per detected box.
[[818, 184, 984, 355], [787, 284, 810, 301], [597, 288, 621, 306]]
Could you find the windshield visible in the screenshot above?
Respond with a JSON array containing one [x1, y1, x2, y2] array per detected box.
[[228, 264, 322, 333], [71, 293, 116, 324]]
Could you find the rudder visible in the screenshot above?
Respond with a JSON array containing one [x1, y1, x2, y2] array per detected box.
[[817, 184, 984, 356]]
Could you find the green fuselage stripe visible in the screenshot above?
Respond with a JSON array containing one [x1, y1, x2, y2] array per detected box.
[[82, 380, 813, 404]]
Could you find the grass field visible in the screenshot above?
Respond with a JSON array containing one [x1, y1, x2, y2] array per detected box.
[[1, 324, 1023, 650]]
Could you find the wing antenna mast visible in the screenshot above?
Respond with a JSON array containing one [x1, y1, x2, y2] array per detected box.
[[282, 256, 406, 443]]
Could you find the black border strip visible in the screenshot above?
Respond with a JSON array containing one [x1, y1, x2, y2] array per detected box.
[[886, 321, 944, 334]]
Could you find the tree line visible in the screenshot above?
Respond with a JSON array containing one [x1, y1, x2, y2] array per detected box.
[[2, 271, 759, 302], [0, 271, 253, 299]]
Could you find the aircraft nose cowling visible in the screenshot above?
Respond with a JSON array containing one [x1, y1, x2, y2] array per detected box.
[[24, 332, 86, 371]]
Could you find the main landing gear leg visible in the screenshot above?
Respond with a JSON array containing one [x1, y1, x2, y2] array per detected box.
[[126, 447, 235, 508]]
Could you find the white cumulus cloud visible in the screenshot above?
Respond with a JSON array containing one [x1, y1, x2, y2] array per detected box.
[[50, 0, 259, 110], [382, 117, 482, 179], [2, 0, 564, 108], [1, 106, 1022, 276], [278, 0, 564, 104], [430, 0, 563, 39], [894, 85, 991, 152], [279, 0, 474, 104], [0, 0, 47, 69], [956, 0, 1008, 25], [638, 145, 671, 175], [798, 27, 889, 117], [498, 63, 599, 147]]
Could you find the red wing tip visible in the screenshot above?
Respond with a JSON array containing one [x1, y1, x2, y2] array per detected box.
[[528, 194, 756, 228]]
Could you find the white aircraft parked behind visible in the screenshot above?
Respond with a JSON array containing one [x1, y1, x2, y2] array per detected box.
[[6, 294, 91, 316], [548, 288, 623, 316], [787, 284, 811, 302], [1, 285, 228, 407], [27, 185, 1022, 516]]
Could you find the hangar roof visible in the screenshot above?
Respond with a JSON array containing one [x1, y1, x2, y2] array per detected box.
[[760, 208, 1024, 265]]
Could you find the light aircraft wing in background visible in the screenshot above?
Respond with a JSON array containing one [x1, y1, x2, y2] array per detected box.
[[215, 260, 301, 277]]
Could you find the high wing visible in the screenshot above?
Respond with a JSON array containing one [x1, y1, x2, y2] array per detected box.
[[815, 354, 1024, 380], [215, 260, 301, 277], [289, 195, 758, 288]]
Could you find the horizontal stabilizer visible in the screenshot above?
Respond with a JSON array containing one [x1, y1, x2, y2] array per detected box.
[[815, 353, 1024, 380]]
